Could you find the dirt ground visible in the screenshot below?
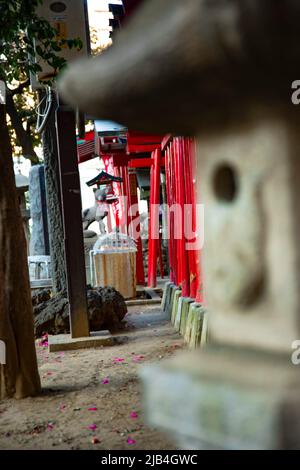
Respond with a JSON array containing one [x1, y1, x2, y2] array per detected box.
[[0, 305, 184, 450]]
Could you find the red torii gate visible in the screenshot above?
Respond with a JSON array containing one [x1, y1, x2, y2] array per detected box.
[[77, 127, 202, 301], [162, 136, 202, 303], [76, 0, 202, 300], [99, 130, 164, 287]]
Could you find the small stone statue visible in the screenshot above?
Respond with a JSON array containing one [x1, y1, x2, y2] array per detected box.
[[82, 187, 109, 236]]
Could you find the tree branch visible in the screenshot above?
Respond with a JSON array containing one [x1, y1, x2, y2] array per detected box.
[[8, 79, 30, 96], [6, 91, 40, 165]]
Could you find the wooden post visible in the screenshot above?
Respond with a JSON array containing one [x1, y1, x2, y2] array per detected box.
[[55, 98, 89, 338], [119, 165, 129, 234], [128, 168, 145, 285], [165, 145, 175, 283], [148, 148, 161, 287]]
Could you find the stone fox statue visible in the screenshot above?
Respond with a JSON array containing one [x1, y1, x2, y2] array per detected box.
[[82, 188, 109, 235]]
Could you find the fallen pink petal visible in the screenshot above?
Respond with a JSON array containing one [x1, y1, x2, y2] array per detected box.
[[88, 407, 98, 411], [133, 355, 144, 363], [112, 357, 125, 363], [130, 411, 138, 419], [101, 377, 109, 384], [87, 424, 97, 431], [127, 437, 136, 445], [47, 423, 54, 431]]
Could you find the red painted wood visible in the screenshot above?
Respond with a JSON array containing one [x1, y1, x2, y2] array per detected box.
[[161, 134, 173, 152], [189, 139, 203, 303], [119, 165, 130, 233], [177, 138, 190, 296], [183, 138, 196, 299], [127, 130, 163, 154], [170, 141, 178, 285], [158, 235, 164, 279], [77, 131, 95, 163], [147, 148, 161, 287], [128, 158, 153, 168], [112, 153, 130, 167], [181, 137, 192, 298], [128, 157, 165, 168], [164, 145, 174, 283], [128, 169, 145, 285]]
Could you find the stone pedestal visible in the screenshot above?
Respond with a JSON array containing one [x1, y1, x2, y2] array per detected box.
[[179, 299, 194, 336], [166, 284, 177, 319], [196, 113, 300, 354], [29, 165, 49, 256], [141, 346, 300, 449], [161, 281, 173, 311], [171, 289, 182, 325], [185, 303, 208, 348]]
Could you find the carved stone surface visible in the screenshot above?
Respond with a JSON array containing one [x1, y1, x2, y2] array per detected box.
[[29, 165, 48, 256], [196, 111, 300, 353]]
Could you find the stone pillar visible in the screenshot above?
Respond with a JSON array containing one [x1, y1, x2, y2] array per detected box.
[[29, 165, 49, 256], [199, 111, 300, 354]]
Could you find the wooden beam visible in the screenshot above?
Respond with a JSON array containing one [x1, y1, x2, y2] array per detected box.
[[55, 99, 90, 339]]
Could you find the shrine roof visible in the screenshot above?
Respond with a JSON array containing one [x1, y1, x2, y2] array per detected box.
[[86, 171, 123, 187], [94, 120, 127, 137]]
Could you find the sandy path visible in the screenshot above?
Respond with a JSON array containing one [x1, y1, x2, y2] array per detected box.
[[0, 305, 183, 450]]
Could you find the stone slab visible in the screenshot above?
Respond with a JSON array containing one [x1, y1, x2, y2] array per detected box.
[[184, 302, 197, 345], [179, 298, 194, 336], [171, 289, 182, 325], [48, 330, 116, 352], [164, 283, 175, 315], [140, 346, 300, 449], [189, 305, 207, 349], [161, 281, 172, 311], [174, 296, 183, 331], [166, 284, 177, 319]]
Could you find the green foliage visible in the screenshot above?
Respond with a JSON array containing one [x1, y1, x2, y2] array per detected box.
[[0, 0, 83, 160], [0, 0, 82, 83]]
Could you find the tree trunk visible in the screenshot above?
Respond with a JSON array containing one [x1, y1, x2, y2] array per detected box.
[[42, 94, 67, 294], [6, 91, 39, 165], [0, 103, 41, 399]]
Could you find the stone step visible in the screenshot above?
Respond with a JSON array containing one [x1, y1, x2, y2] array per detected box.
[[140, 346, 300, 449]]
